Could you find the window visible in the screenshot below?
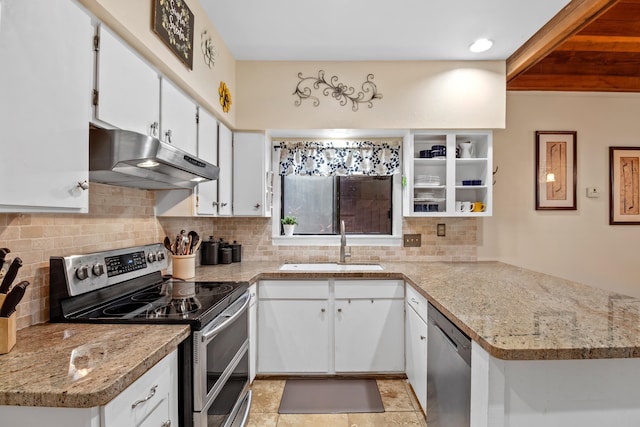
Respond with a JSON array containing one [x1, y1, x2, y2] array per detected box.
[[282, 175, 392, 235]]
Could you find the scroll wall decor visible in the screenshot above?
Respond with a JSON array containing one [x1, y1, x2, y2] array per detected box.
[[294, 70, 382, 112]]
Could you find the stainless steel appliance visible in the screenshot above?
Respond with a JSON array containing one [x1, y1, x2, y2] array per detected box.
[[89, 128, 220, 190], [50, 244, 250, 427], [426, 302, 471, 427]]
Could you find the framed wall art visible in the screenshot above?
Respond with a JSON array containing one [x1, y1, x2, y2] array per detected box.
[[535, 131, 577, 210], [152, 0, 194, 69], [609, 146, 640, 225]]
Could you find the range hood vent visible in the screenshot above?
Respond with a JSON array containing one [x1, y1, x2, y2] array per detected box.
[[89, 128, 219, 190]]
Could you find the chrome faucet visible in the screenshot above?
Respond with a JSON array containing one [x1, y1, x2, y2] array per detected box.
[[339, 220, 351, 263]]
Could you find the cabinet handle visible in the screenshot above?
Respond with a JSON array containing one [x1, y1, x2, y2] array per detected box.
[[321, 308, 325, 313], [161, 421, 171, 427], [420, 335, 426, 340], [411, 297, 419, 304], [150, 121, 159, 137], [77, 180, 89, 191], [220, 202, 228, 207], [254, 203, 261, 209], [165, 129, 172, 143], [131, 384, 157, 409], [337, 308, 342, 313]]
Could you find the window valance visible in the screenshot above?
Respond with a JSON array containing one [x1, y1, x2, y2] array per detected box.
[[278, 140, 401, 176]]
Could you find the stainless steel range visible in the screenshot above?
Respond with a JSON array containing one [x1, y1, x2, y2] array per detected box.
[[49, 244, 251, 427]]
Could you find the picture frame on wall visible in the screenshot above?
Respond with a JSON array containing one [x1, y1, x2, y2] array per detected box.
[[535, 131, 577, 210], [609, 146, 640, 225]]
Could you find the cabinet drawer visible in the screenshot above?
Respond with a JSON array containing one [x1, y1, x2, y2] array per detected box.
[[102, 350, 176, 427], [259, 280, 329, 299], [406, 284, 428, 322], [334, 280, 404, 299]]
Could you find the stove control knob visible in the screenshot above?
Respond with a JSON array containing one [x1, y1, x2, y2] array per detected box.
[[92, 263, 105, 277], [75, 265, 90, 280], [156, 251, 165, 262], [147, 252, 157, 263]]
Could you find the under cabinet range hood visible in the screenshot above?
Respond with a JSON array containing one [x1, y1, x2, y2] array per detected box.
[[89, 128, 219, 190]]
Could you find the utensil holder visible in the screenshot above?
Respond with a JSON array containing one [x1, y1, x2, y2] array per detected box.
[[172, 254, 196, 280], [0, 294, 16, 354]]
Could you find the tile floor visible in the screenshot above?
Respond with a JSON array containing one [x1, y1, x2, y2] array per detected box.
[[246, 379, 427, 427]]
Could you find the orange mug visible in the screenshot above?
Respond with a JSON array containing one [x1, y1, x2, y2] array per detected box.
[[472, 202, 486, 212]]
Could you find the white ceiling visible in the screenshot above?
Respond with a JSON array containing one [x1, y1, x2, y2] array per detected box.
[[201, 0, 570, 61]]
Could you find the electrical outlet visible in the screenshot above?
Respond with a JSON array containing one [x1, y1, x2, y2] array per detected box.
[[437, 223, 446, 237], [403, 234, 421, 247]]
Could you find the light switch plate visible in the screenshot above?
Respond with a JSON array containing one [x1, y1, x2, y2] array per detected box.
[[437, 224, 446, 237], [403, 234, 421, 247], [586, 187, 600, 198]]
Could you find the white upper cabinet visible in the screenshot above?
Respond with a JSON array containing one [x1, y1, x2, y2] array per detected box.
[[0, 0, 93, 213], [217, 123, 233, 216], [94, 25, 160, 137], [160, 78, 198, 154], [403, 130, 493, 216], [233, 132, 272, 217], [195, 108, 219, 215]]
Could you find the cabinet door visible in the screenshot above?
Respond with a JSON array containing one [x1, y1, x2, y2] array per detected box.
[[334, 298, 404, 372], [406, 303, 428, 412], [248, 284, 257, 383], [160, 78, 197, 154], [233, 132, 270, 216], [96, 26, 160, 137], [258, 299, 329, 373], [0, 0, 92, 213], [217, 123, 233, 216], [196, 109, 219, 215]]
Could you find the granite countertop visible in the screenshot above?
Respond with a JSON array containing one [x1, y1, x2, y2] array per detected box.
[[0, 323, 189, 407], [192, 260, 640, 361]]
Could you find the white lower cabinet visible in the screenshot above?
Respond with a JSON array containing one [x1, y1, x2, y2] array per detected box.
[[334, 280, 405, 373], [257, 279, 404, 374], [248, 284, 258, 383], [0, 350, 178, 427], [405, 285, 428, 413], [258, 280, 330, 373]]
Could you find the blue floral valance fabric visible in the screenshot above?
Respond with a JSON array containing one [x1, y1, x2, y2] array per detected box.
[[278, 140, 401, 176]]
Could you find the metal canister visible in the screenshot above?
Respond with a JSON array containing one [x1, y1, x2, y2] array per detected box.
[[200, 236, 219, 265], [229, 241, 242, 263], [219, 247, 232, 264]]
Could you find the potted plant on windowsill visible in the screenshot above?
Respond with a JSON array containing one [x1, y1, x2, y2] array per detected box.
[[281, 216, 298, 236]]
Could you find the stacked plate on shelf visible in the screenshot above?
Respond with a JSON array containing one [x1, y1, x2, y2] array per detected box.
[[415, 175, 440, 186]]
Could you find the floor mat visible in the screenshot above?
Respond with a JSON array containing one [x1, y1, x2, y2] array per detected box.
[[278, 378, 385, 414]]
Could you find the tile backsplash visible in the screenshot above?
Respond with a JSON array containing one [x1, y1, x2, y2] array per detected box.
[[1, 184, 476, 330]]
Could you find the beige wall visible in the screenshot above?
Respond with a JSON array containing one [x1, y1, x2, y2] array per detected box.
[[78, 0, 237, 127], [236, 61, 506, 130], [479, 91, 640, 297]]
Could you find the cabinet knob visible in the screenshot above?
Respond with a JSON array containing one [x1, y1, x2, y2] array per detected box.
[[420, 335, 426, 340], [77, 180, 89, 190], [321, 308, 325, 313], [337, 308, 342, 313], [165, 129, 172, 143], [150, 121, 159, 137], [161, 421, 171, 427], [411, 297, 419, 304], [254, 203, 261, 209], [220, 202, 228, 207]]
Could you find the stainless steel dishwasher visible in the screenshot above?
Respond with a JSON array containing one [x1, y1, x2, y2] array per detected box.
[[426, 302, 472, 427]]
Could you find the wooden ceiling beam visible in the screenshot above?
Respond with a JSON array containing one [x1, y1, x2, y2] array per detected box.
[[507, 74, 640, 91], [506, 0, 620, 83]]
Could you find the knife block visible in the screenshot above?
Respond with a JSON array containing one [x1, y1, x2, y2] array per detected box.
[[0, 294, 16, 354]]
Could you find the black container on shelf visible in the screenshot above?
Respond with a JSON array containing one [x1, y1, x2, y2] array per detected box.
[[229, 241, 242, 263], [200, 236, 219, 265]]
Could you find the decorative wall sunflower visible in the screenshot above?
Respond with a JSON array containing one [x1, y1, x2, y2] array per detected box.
[[218, 81, 232, 113]]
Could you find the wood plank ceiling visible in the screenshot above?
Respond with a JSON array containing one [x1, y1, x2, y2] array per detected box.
[[507, 0, 640, 92]]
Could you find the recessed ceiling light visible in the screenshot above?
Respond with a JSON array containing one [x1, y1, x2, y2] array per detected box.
[[469, 38, 494, 53]]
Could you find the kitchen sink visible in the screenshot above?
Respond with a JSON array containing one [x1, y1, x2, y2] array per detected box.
[[279, 263, 383, 271]]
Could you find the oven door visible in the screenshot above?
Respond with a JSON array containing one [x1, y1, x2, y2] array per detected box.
[[193, 291, 250, 411]]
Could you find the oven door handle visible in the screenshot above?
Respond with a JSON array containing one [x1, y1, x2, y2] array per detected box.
[[201, 291, 250, 343]]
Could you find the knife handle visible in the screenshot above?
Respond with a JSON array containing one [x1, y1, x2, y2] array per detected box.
[[0, 257, 22, 294], [0, 281, 28, 317]]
